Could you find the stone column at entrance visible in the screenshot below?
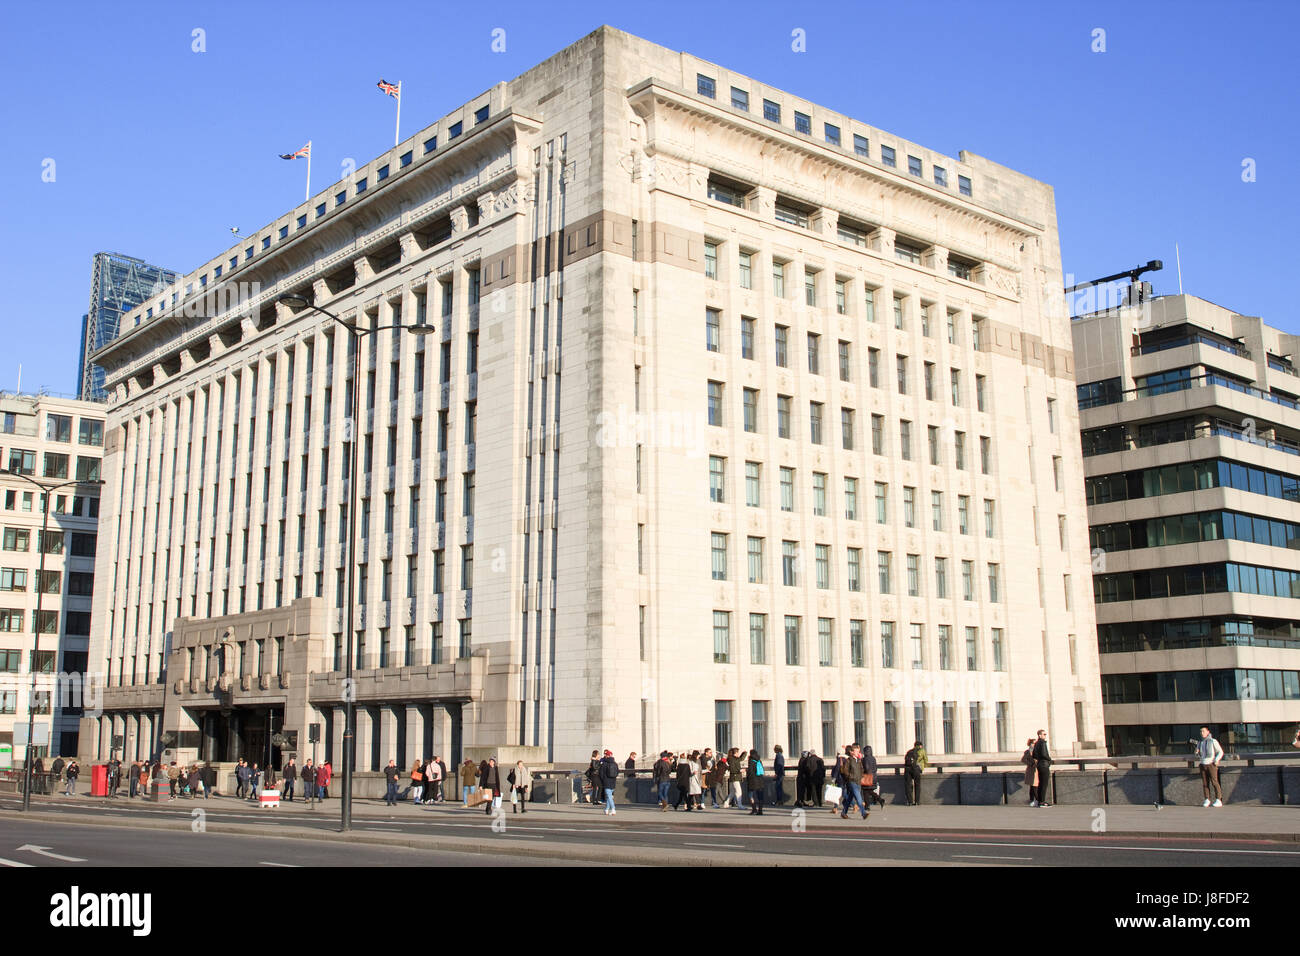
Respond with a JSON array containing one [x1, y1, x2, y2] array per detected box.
[[331, 707, 346, 767], [406, 704, 428, 763], [354, 706, 374, 772], [378, 704, 399, 768]]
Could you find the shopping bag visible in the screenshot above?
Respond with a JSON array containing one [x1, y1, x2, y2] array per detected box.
[[824, 784, 843, 804]]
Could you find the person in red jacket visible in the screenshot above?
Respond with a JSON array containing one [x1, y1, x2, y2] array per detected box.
[[317, 760, 332, 800]]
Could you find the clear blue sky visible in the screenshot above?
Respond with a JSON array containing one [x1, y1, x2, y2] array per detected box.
[[2, 0, 1296, 394]]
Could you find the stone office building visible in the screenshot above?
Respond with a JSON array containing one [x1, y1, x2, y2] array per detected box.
[[83, 26, 1103, 771], [1073, 291, 1300, 754]]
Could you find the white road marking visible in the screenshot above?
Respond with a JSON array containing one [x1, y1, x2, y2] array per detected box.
[[684, 842, 744, 849], [16, 844, 86, 862], [0, 857, 34, 867], [952, 854, 1032, 861], [258, 861, 299, 867]]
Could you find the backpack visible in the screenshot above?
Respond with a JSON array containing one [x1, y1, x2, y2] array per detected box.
[[507, 769, 516, 786], [753, 760, 765, 776]]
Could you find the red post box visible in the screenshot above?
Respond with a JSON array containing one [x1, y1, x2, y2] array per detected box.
[[90, 764, 108, 797]]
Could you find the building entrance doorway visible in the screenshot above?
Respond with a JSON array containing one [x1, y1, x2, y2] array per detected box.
[[194, 706, 285, 770]]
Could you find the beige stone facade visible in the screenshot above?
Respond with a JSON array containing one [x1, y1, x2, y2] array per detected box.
[[1074, 293, 1300, 753], [0, 392, 104, 762], [83, 26, 1102, 769]]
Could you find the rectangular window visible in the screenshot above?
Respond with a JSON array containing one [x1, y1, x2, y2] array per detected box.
[[705, 243, 718, 281], [907, 554, 920, 596], [784, 616, 802, 665], [853, 134, 869, 157], [781, 540, 798, 586], [878, 551, 892, 594], [881, 145, 896, 167], [794, 111, 811, 135], [976, 375, 987, 412], [986, 499, 997, 539], [897, 355, 908, 394], [981, 436, 992, 475], [924, 363, 935, 401], [835, 280, 847, 316], [844, 477, 858, 520], [711, 533, 728, 581], [962, 560, 975, 600], [824, 123, 840, 146], [908, 155, 923, 177], [988, 564, 1001, 603], [850, 622, 865, 668], [848, 547, 862, 592], [713, 611, 731, 664], [697, 74, 716, 98], [773, 260, 786, 298], [932, 491, 944, 531], [864, 288, 877, 324], [706, 307, 721, 351], [951, 368, 962, 406], [966, 627, 979, 670], [747, 536, 764, 584], [777, 395, 792, 439], [875, 482, 888, 524], [881, 622, 896, 669], [807, 331, 820, 372], [731, 87, 749, 111], [741, 317, 755, 359], [911, 624, 924, 669], [715, 701, 733, 754], [738, 251, 752, 290], [749, 614, 768, 664], [709, 456, 726, 503], [752, 701, 769, 757], [959, 175, 972, 197], [894, 295, 905, 329], [939, 625, 953, 669], [742, 388, 758, 433], [745, 462, 761, 507], [818, 618, 834, 666], [903, 486, 916, 528], [935, 558, 948, 599], [841, 408, 855, 450], [991, 628, 1005, 671], [815, 544, 831, 589], [707, 381, 724, 426], [821, 701, 837, 756], [899, 420, 912, 461], [780, 467, 795, 512], [78, 419, 104, 446], [812, 472, 827, 516], [934, 166, 948, 187], [955, 431, 966, 470], [763, 99, 781, 123], [774, 324, 789, 366], [809, 402, 824, 444]]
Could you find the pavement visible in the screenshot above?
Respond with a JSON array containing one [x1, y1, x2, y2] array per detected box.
[[3, 789, 1297, 866]]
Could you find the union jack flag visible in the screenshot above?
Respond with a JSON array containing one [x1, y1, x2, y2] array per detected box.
[[279, 143, 310, 160], [377, 79, 400, 98]]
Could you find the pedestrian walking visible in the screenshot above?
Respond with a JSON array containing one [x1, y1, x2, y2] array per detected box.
[[409, 759, 424, 804], [653, 751, 673, 810], [1022, 738, 1038, 805], [106, 757, 121, 798], [138, 761, 149, 798], [903, 741, 927, 806], [861, 746, 882, 808], [281, 758, 297, 802], [745, 749, 766, 815], [807, 749, 827, 807], [726, 747, 745, 809], [167, 761, 180, 800], [1197, 726, 1225, 807], [624, 752, 637, 778], [672, 752, 692, 810], [249, 762, 262, 801], [599, 749, 620, 815], [481, 757, 503, 815], [461, 758, 479, 807], [426, 757, 444, 803], [509, 760, 532, 812], [773, 745, 786, 806], [383, 759, 401, 806], [318, 760, 332, 800], [840, 745, 868, 820], [1032, 730, 1053, 808], [64, 759, 79, 796]]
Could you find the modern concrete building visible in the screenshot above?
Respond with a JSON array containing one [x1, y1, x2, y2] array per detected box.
[[83, 26, 1103, 772], [78, 252, 179, 403], [1073, 289, 1300, 754], [0, 392, 104, 763]]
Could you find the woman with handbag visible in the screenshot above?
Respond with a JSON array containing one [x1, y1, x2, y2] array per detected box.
[[1021, 738, 1037, 805], [862, 746, 882, 808], [409, 759, 425, 804], [510, 761, 532, 813], [480, 757, 502, 815]]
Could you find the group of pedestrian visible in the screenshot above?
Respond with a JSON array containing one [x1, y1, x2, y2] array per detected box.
[[642, 747, 769, 815], [407, 756, 449, 805], [1021, 730, 1053, 807], [457, 756, 534, 813]]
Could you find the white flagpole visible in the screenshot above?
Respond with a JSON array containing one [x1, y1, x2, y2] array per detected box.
[[305, 141, 312, 202], [1175, 242, 1184, 294], [395, 82, 402, 147]]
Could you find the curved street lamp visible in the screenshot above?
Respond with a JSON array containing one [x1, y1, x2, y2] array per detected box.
[[278, 292, 434, 831]]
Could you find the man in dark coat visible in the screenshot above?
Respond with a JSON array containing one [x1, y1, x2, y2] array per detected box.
[[585, 750, 601, 805], [652, 751, 673, 809], [807, 750, 827, 807], [1032, 730, 1053, 808], [903, 742, 925, 806], [282, 757, 297, 802], [480, 757, 502, 815], [598, 749, 620, 814]]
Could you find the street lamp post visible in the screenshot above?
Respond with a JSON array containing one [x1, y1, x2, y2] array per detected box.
[[0, 469, 104, 812], [278, 293, 434, 831]]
